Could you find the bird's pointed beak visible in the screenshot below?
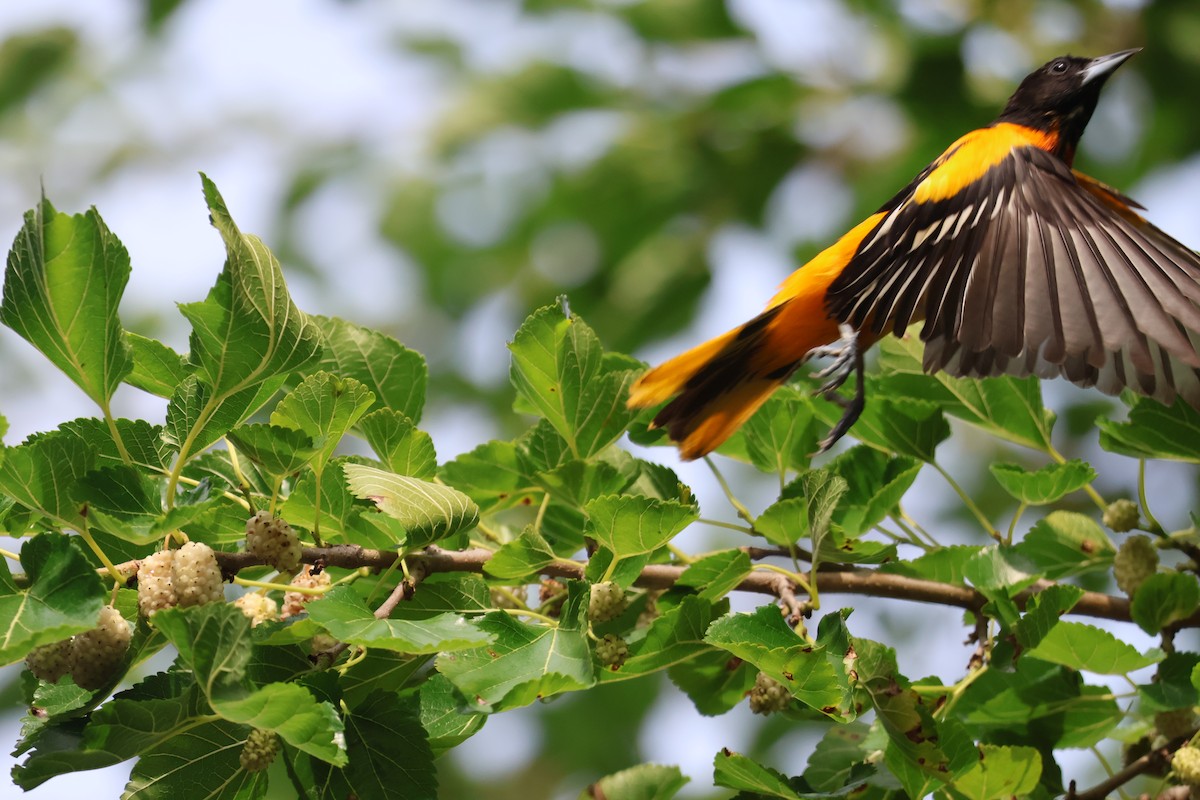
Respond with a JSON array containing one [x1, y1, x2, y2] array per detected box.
[[1081, 48, 1141, 85]]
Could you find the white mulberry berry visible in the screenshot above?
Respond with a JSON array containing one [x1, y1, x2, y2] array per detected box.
[[70, 607, 132, 691], [595, 633, 629, 668], [748, 671, 790, 715], [1103, 498, 1140, 533], [588, 581, 627, 623], [234, 593, 279, 627], [280, 565, 331, 619], [174, 542, 224, 607], [1114, 534, 1158, 596], [137, 549, 177, 617], [25, 639, 73, 683], [1174, 745, 1200, 785], [240, 728, 279, 772], [245, 511, 302, 574]]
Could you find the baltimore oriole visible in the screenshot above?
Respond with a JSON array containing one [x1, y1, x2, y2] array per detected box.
[[628, 49, 1200, 459]]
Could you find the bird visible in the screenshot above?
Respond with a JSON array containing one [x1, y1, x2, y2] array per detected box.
[[627, 48, 1200, 460]]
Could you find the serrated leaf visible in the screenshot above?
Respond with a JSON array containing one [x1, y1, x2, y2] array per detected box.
[[878, 335, 1056, 452], [164, 373, 286, 456], [609, 596, 721, 679], [0, 197, 132, 408], [226, 423, 318, 476], [803, 723, 873, 792], [1131, 572, 1200, 635], [179, 174, 322, 399], [0, 431, 95, 526], [152, 604, 346, 765], [950, 745, 1042, 800], [827, 446, 921, 536], [312, 690, 438, 800], [1098, 395, 1200, 461], [508, 303, 637, 458], [345, 463, 479, 547], [123, 719, 265, 800], [440, 439, 534, 512], [989, 460, 1096, 505], [437, 580, 593, 712], [359, 408, 437, 479], [1025, 621, 1163, 674], [674, 550, 751, 602], [272, 370, 375, 468], [0, 533, 104, 664], [1138, 653, 1200, 711], [305, 586, 492, 653], [705, 606, 849, 717], [582, 763, 689, 800], [1013, 584, 1084, 650], [668, 649, 757, 717], [846, 392, 949, 462], [311, 315, 427, 423], [1013, 511, 1114, 580], [280, 459, 376, 545], [534, 458, 631, 508], [124, 332, 190, 398], [584, 494, 697, 559], [735, 387, 820, 475], [416, 673, 486, 755], [713, 750, 804, 799], [484, 526, 559, 580]]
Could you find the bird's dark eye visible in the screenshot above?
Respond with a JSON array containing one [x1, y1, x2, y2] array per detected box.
[[1051, 60, 1068, 73]]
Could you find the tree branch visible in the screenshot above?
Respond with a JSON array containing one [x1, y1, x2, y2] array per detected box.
[[1066, 737, 1181, 800]]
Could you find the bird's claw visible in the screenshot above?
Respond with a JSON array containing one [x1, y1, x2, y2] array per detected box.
[[805, 324, 866, 454]]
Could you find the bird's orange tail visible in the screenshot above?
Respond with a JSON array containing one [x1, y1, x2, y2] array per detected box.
[[627, 213, 887, 459]]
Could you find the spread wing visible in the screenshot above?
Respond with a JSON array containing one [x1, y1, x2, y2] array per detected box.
[[825, 144, 1200, 406]]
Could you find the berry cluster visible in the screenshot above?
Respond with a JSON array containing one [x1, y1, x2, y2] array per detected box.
[[1157, 708, 1199, 741], [245, 511, 302, 575], [1103, 498, 1140, 533], [239, 728, 279, 772], [594, 633, 628, 668], [748, 671, 790, 716], [24, 639, 73, 684], [1113, 534, 1158, 597], [234, 593, 279, 627], [136, 542, 225, 617], [1173, 745, 1200, 785], [588, 581, 627, 623], [27, 607, 134, 691], [281, 565, 331, 619]]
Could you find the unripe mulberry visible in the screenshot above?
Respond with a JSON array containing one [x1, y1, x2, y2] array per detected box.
[[233, 593, 279, 627], [239, 728, 279, 772], [25, 638, 73, 683], [1114, 535, 1158, 596], [748, 671, 790, 715], [137, 549, 177, 617], [1157, 708, 1199, 741], [588, 581, 627, 623], [595, 633, 629, 668], [280, 565, 331, 619], [1174, 745, 1200, 785], [70, 606, 132, 691], [174, 542, 224, 607], [1103, 498, 1140, 533], [245, 511, 302, 574]]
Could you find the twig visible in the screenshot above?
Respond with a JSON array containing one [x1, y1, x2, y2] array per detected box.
[[316, 561, 425, 665], [1067, 738, 1179, 800]]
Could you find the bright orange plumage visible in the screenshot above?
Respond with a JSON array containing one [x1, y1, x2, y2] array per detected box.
[[629, 49, 1200, 460]]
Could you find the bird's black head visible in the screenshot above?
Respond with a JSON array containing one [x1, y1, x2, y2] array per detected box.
[[995, 49, 1140, 162]]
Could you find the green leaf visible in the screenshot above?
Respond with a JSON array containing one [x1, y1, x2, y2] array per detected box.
[[1, 197, 132, 408], [1138, 653, 1200, 711], [1098, 395, 1200, 461], [989, 460, 1096, 505], [124, 333, 190, 398], [164, 373, 286, 456], [508, 303, 637, 458], [152, 604, 347, 765], [584, 494, 698, 559], [755, 471, 846, 561], [305, 586, 492, 653], [803, 723, 873, 792], [311, 315, 427, 423], [0, 431, 95, 525], [280, 459, 374, 545], [416, 673, 486, 755], [713, 750, 804, 799], [673, 550, 751, 602], [484, 526, 560, 580], [1013, 584, 1084, 650], [1025, 621, 1163, 674], [950, 745, 1042, 800], [581, 763, 689, 800], [878, 335, 1056, 452], [312, 690, 438, 800], [121, 719, 265, 800], [1131, 572, 1200, 635], [0, 533, 104, 665], [359, 408, 437, 479], [437, 580, 593, 712], [705, 606, 849, 717], [611, 596, 722, 678], [668, 649, 757, 716], [735, 387, 820, 475], [1014, 511, 1114, 580], [179, 174, 322, 399], [827, 446, 921, 536], [440, 439, 534, 512], [272, 370, 375, 466], [345, 463, 480, 548], [226, 423, 318, 476], [847, 392, 949, 462], [534, 458, 632, 508]]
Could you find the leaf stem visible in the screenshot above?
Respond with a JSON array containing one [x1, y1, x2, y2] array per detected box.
[[704, 456, 755, 524], [235, 575, 329, 596], [100, 402, 133, 465], [1048, 444, 1106, 510], [533, 493, 551, 535], [698, 517, 755, 534], [1138, 460, 1165, 535], [497, 607, 559, 626], [76, 522, 125, 583], [1007, 503, 1027, 546], [0, 547, 19, 561], [751, 562, 813, 600], [932, 462, 999, 539]]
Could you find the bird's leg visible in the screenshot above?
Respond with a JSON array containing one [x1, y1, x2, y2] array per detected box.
[[806, 324, 866, 452]]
